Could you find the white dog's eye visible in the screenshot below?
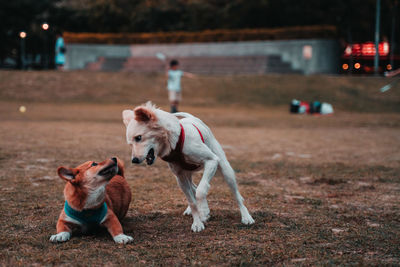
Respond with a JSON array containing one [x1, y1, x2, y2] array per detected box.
[[134, 135, 142, 142]]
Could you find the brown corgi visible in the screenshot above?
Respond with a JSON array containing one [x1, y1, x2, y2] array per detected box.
[[50, 157, 133, 244]]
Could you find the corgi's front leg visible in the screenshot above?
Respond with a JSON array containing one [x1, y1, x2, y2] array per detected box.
[[101, 210, 133, 244], [50, 211, 73, 243]]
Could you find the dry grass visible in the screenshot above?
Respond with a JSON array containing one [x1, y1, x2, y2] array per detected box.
[[1, 70, 400, 112], [0, 71, 399, 266]]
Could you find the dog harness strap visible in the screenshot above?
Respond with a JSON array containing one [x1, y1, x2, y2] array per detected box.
[[176, 123, 185, 153], [64, 201, 108, 225], [192, 124, 205, 143], [162, 123, 204, 171]]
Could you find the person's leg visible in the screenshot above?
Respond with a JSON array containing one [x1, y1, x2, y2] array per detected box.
[[171, 101, 177, 113], [174, 100, 179, 113], [169, 91, 178, 113], [173, 92, 181, 113]]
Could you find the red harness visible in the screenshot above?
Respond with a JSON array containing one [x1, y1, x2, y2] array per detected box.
[[162, 123, 204, 171]]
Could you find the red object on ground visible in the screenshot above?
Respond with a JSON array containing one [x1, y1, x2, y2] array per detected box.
[[300, 101, 310, 113]]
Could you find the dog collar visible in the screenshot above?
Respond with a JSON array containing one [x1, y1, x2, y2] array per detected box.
[[162, 123, 204, 170], [64, 201, 107, 225]]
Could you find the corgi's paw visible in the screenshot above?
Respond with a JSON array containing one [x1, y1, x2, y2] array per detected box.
[[191, 220, 205, 232], [241, 214, 255, 225], [113, 234, 134, 244], [183, 206, 192, 216], [50, 232, 71, 243]]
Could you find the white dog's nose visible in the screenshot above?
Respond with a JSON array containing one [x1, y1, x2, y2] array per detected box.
[[131, 157, 140, 164]]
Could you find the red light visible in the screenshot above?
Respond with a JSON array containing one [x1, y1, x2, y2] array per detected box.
[[354, 63, 361, 69], [387, 64, 392, 70], [379, 42, 389, 56], [352, 44, 362, 56], [344, 42, 390, 57], [342, 63, 349, 70], [362, 42, 375, 56]]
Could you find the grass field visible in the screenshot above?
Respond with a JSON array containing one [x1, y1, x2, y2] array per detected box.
[[0, 71, 399, 265]]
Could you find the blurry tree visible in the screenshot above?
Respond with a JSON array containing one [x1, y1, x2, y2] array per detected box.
[[0, 0, 61, 66], [0, 0, 399, 66]]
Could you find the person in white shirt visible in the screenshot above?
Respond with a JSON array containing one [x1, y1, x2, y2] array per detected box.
[[167, 59, 195, 113]]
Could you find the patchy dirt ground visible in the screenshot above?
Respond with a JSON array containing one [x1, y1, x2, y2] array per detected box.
[[0, 71, 399, 265]]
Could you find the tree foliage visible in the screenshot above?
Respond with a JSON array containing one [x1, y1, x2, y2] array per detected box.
[[0, 0, 399, 62]]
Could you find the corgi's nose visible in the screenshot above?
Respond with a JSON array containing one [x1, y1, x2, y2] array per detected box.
[[111, 157, 117, 163], [131, 157, 140, 164]]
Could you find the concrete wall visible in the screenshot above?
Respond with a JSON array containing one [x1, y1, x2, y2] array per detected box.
[[65, 39, 339, 74]]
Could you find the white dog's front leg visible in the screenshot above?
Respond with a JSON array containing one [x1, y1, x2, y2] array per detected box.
[[174, 171, 205, 232], [196, 158, 218, 222], [183, 180, 197, 216]]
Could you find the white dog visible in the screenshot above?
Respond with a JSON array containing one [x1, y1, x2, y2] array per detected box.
[[122, 102, 254, 232]]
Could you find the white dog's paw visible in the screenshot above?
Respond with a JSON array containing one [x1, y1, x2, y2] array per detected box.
[[197, 202, 210, 222], [241, 214, 255, 225], [50, 232, 71, 243], [113, 234, 134, 244], [199, 209, 210, 222], [183, 206, 192, 216], [191, 220, 205, 232]]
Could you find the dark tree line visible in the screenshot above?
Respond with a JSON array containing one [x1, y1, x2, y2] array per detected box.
[[0, 0, 398, 66]]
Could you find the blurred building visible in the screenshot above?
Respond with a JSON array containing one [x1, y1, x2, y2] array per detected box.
[[63, 26, 340, 75]]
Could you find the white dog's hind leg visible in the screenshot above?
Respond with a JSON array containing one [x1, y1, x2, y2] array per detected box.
[[183, 206, 192, 215], [174, 171, 205, 232], [219, 159, 255, 225]]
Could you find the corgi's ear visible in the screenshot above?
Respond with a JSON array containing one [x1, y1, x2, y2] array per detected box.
[[134, 106, 156, 122], [57, 167, 76, 182], [115, 157, 125, 177], [122, 110, 135, 127]]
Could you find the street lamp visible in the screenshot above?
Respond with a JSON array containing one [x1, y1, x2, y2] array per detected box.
[[42, 23, 49, 31], [19, 31, 27, 69], [374, 0, 381, 75], [42, 23, 49, 69]]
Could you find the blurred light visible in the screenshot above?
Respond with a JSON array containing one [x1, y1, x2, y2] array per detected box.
[[342, 63, 349, 70], [19, 31, 26, 38], [364, 66, 373, 73], [387, 64, 392, 70], [362, 42, 375, 56], [344, 45, 352, 56], [42, 23, 49, 30], [352, 44, 362, 56], [354, 63, 361, 69], [343, 42, 390, 57], [379, 42, 389, 56]]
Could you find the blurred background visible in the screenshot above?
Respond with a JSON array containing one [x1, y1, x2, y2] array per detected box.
[[0, 0, 399, 75]]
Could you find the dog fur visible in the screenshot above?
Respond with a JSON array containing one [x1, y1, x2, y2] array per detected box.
[[50, 157, 133, 244], [122, 102, 254, 232]]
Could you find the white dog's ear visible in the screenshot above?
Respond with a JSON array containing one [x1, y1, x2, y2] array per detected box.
[[57, 166, 76, 182], [122, 110, 135, 127], [134, 106, 156, 122]]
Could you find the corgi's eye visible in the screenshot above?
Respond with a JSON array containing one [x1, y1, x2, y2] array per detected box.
[[134, 135, 142, 142], [91, 162, 98, 167]]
